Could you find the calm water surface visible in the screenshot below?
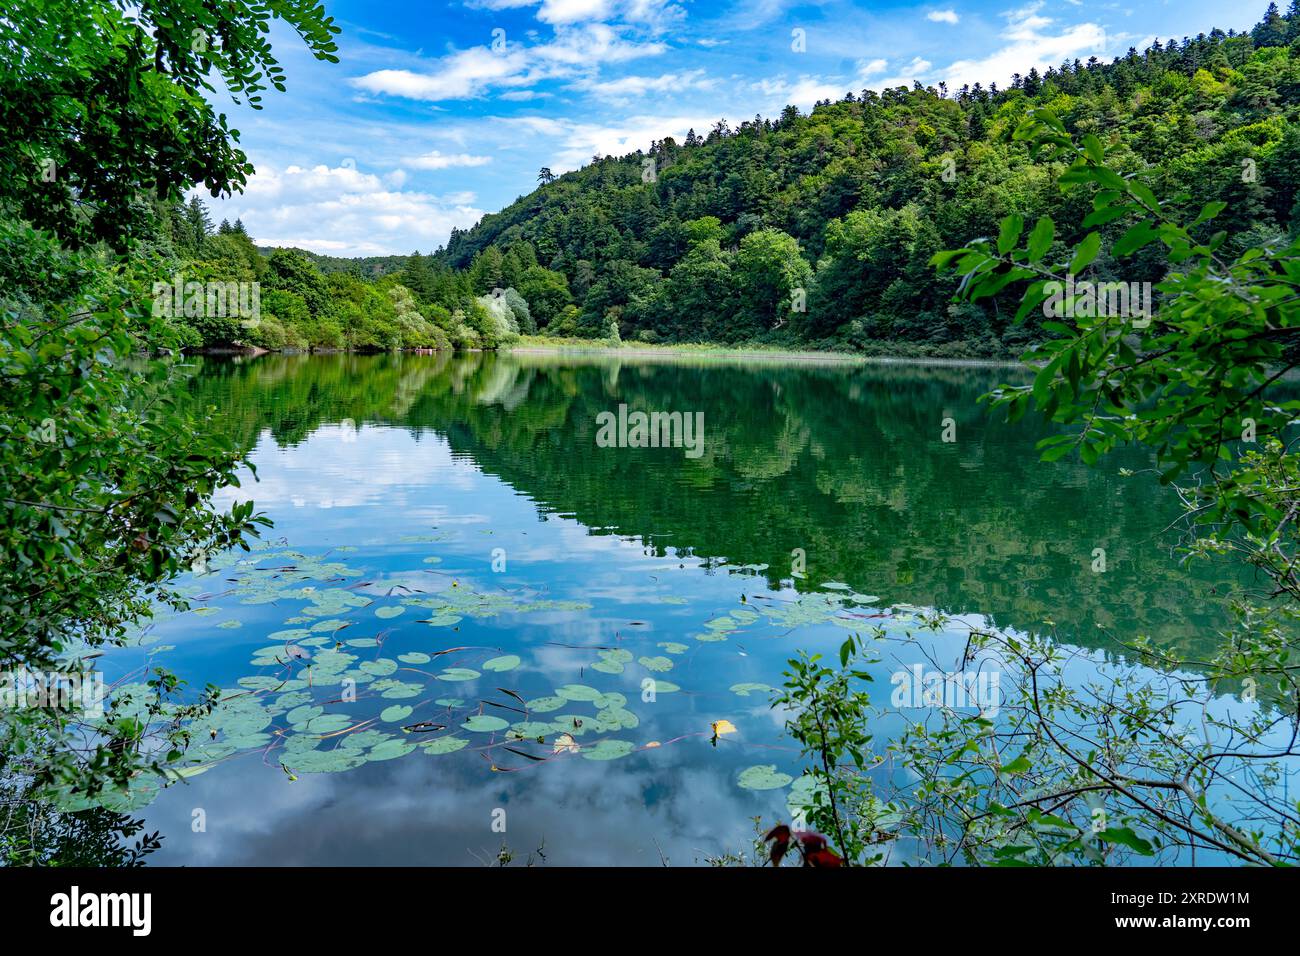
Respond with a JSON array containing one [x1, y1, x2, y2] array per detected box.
[[110, 351, 1246, 865]]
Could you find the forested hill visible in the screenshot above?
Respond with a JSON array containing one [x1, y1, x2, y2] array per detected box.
[[256, 246, 409, 279], [423, 6, 1300, 355]]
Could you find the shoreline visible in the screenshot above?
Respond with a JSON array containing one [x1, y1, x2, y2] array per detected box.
[[508, 341, 1023, 368], [189, 340, 1025, 368]]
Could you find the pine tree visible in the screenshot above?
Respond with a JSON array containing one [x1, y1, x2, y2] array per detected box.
[[183, 195, 212, 251], [1253, 2, 1288, 46], [1287, 0, 1300, 40]]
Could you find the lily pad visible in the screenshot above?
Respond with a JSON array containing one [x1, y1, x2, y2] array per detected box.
[[282, 749, 367, 774], [509, 721, 555, 739], [555, 684, 602, 702], [437, 667, 480, 682], [738, 764, 794, 791], [420, 736, 468, 755], [582, 739, 635, 761], [368, 739, 416, 761], [481, 654, 520, 672], [526, 696, 565, 713]]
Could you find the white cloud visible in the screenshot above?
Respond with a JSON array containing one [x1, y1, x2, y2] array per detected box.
[[926, 9, 960, 24], [503, 112, 720, 170], [469, 0, 684, 29], [353, 47, 528, 101], [403, 150, 494, 170], [878, 55, 932, 86], [351, 23, 667, 102], [860, 3, 1109, 91], [574, 68, 715, 100], [935, 4, 1108, 90], [537, 0, 614, 24], [205, 162, 484, 257]]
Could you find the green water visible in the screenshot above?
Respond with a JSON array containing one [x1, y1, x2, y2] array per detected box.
[[112, 351, 1236, 864]]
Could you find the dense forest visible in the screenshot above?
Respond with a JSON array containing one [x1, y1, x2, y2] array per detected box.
[[156, 4, 1300, 357]]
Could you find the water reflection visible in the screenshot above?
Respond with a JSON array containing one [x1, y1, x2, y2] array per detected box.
[[124, 351, 1251, 865]]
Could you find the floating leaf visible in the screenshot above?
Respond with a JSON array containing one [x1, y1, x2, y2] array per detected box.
[[526, 696, 565, 713], [282, 749, 367, 774], [738, 764, 794, 791], [380, 705, 413, 723], [510, 721, 554, 738], [420, 736, 468, 755], [368, 739, 416, 761], [481, 654, 520, 672], [555, 683, 602, 702], [582, 739, 634, 761], [437, 668, 480, 682]]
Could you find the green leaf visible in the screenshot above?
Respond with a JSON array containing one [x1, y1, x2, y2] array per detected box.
[[1096, 827, 1155, 855], [1027, 217, 1054, 262], [737, 764, 794, 790], [1068, 232, 1101, 274], [997, 215, 1024, 254]]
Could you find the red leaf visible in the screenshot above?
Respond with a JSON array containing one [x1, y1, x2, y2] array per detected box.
[[763, 824, 791, 867]]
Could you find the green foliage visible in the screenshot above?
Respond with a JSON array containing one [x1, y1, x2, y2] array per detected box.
[[734, 228, 813, 336], [0, 0, 339, 249], [938, 107, 1300, 515], [0, 219, 269, 795], [438, 15, 1300, 351], [777, 646, 876, 863], [515, 266, 572, 328], [0, 0, 331, 811]]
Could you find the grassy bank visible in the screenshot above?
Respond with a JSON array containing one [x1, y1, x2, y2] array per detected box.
[[510, 334, 1022, 365]]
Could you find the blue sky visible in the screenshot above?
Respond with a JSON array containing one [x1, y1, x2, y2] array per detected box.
[[204, 0, 1260, 257]]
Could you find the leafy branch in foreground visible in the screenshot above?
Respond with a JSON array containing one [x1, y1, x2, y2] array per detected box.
[[0, 220, 270, 798], [934, 107, 1300, 502], [1, 0, 335, 813], [760, 107, 1300, 867], [937, 109, 1300, 705], [772, 619, 1298, 867]]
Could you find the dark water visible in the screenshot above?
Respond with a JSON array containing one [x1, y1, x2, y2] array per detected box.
[[107, 351, 1242, 865]]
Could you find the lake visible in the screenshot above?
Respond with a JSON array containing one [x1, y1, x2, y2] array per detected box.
[[104, 350, 1244, 865]]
